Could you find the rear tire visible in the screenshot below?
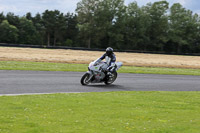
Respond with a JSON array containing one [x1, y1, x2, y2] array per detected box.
[[104, 71, 118, 85], [81, 73, 90, 85]]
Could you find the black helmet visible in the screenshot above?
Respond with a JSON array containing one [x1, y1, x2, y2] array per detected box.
[[106, 47, 113, 56]]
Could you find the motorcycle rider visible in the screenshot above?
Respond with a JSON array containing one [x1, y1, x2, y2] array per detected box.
[[94, 47, 117, 74]]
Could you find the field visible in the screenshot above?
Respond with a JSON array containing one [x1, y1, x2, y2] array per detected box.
[[0, 92, 200, 133], [1, 46, 200, 133], [1, 61, 200, 75], [1, 47, 200, 69]]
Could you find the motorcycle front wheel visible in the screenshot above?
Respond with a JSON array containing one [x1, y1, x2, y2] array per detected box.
[[81, 73, 90, 85]]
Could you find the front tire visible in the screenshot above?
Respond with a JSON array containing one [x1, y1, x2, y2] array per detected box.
[[104, 71, 118, 85], [81, 73, 90, 85]]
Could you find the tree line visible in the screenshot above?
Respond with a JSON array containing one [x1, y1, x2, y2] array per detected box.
[[0, 0, 200, 54]]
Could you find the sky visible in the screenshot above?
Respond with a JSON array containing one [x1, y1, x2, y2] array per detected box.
[[0, 0, 200, 16]]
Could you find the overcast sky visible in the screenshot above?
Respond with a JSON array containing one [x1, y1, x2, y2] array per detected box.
[[0, 0, 200, 16]]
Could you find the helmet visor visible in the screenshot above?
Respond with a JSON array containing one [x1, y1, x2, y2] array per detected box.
[[106, 51, 112, 55]]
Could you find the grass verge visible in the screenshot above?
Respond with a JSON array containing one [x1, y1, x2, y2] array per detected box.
[[0, 91, 200, 133], [1, 61, 200, 75]]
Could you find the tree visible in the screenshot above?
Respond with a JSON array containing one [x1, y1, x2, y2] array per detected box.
[[42, 10, 66, 46], [53, 12, 66, 46], [0, 1, 200, 54], [18, 17, 37, 44], [64, 13, 79, 46], [76, 0, 126, 48], [97, 0, 126, 49], [32, 13, 45, 45], [148, 1, 169, 51], [0, 20, 18, 43], [168, 3, 199, 53], [76, 0, 101, 48], [26, 12, 33, 20], [6, 12, 20, 27], [185, 13, 200, 53], [124, 2, 154, 51], [195, 15, 200, 52], [125, 2, 145, 50], [0, 12, 5, 23], [42, 10, 55, 46]]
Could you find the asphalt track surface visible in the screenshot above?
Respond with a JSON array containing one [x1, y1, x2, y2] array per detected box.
[[0, 70, 200, 95]]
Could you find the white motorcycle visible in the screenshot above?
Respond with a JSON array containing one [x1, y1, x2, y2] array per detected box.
[[81, 59, 123, 85]]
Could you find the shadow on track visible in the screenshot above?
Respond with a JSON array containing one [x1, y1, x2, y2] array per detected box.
[[85, 84, 131, 91]]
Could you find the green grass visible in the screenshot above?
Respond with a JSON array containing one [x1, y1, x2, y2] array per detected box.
[[1, 61, 200, 75], [0, 61, 200, 132], [0, 61, 87, 72], [0, 91, 200, 133]]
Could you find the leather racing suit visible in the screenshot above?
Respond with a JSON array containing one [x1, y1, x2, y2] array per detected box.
[[95, 53, 116, 72]]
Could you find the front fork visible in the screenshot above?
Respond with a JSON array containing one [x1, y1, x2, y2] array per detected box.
[[86, 71, 94, 83]]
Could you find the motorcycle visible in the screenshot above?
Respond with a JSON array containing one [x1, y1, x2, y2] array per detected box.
[[81, 59, 123, 85]]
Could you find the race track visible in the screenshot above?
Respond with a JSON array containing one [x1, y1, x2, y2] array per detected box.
[[0, 70, 200, 95]]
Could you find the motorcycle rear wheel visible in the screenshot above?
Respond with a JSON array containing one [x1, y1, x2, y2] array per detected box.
[[81, 73, 90, 85], [104, 71, 118, 85]]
